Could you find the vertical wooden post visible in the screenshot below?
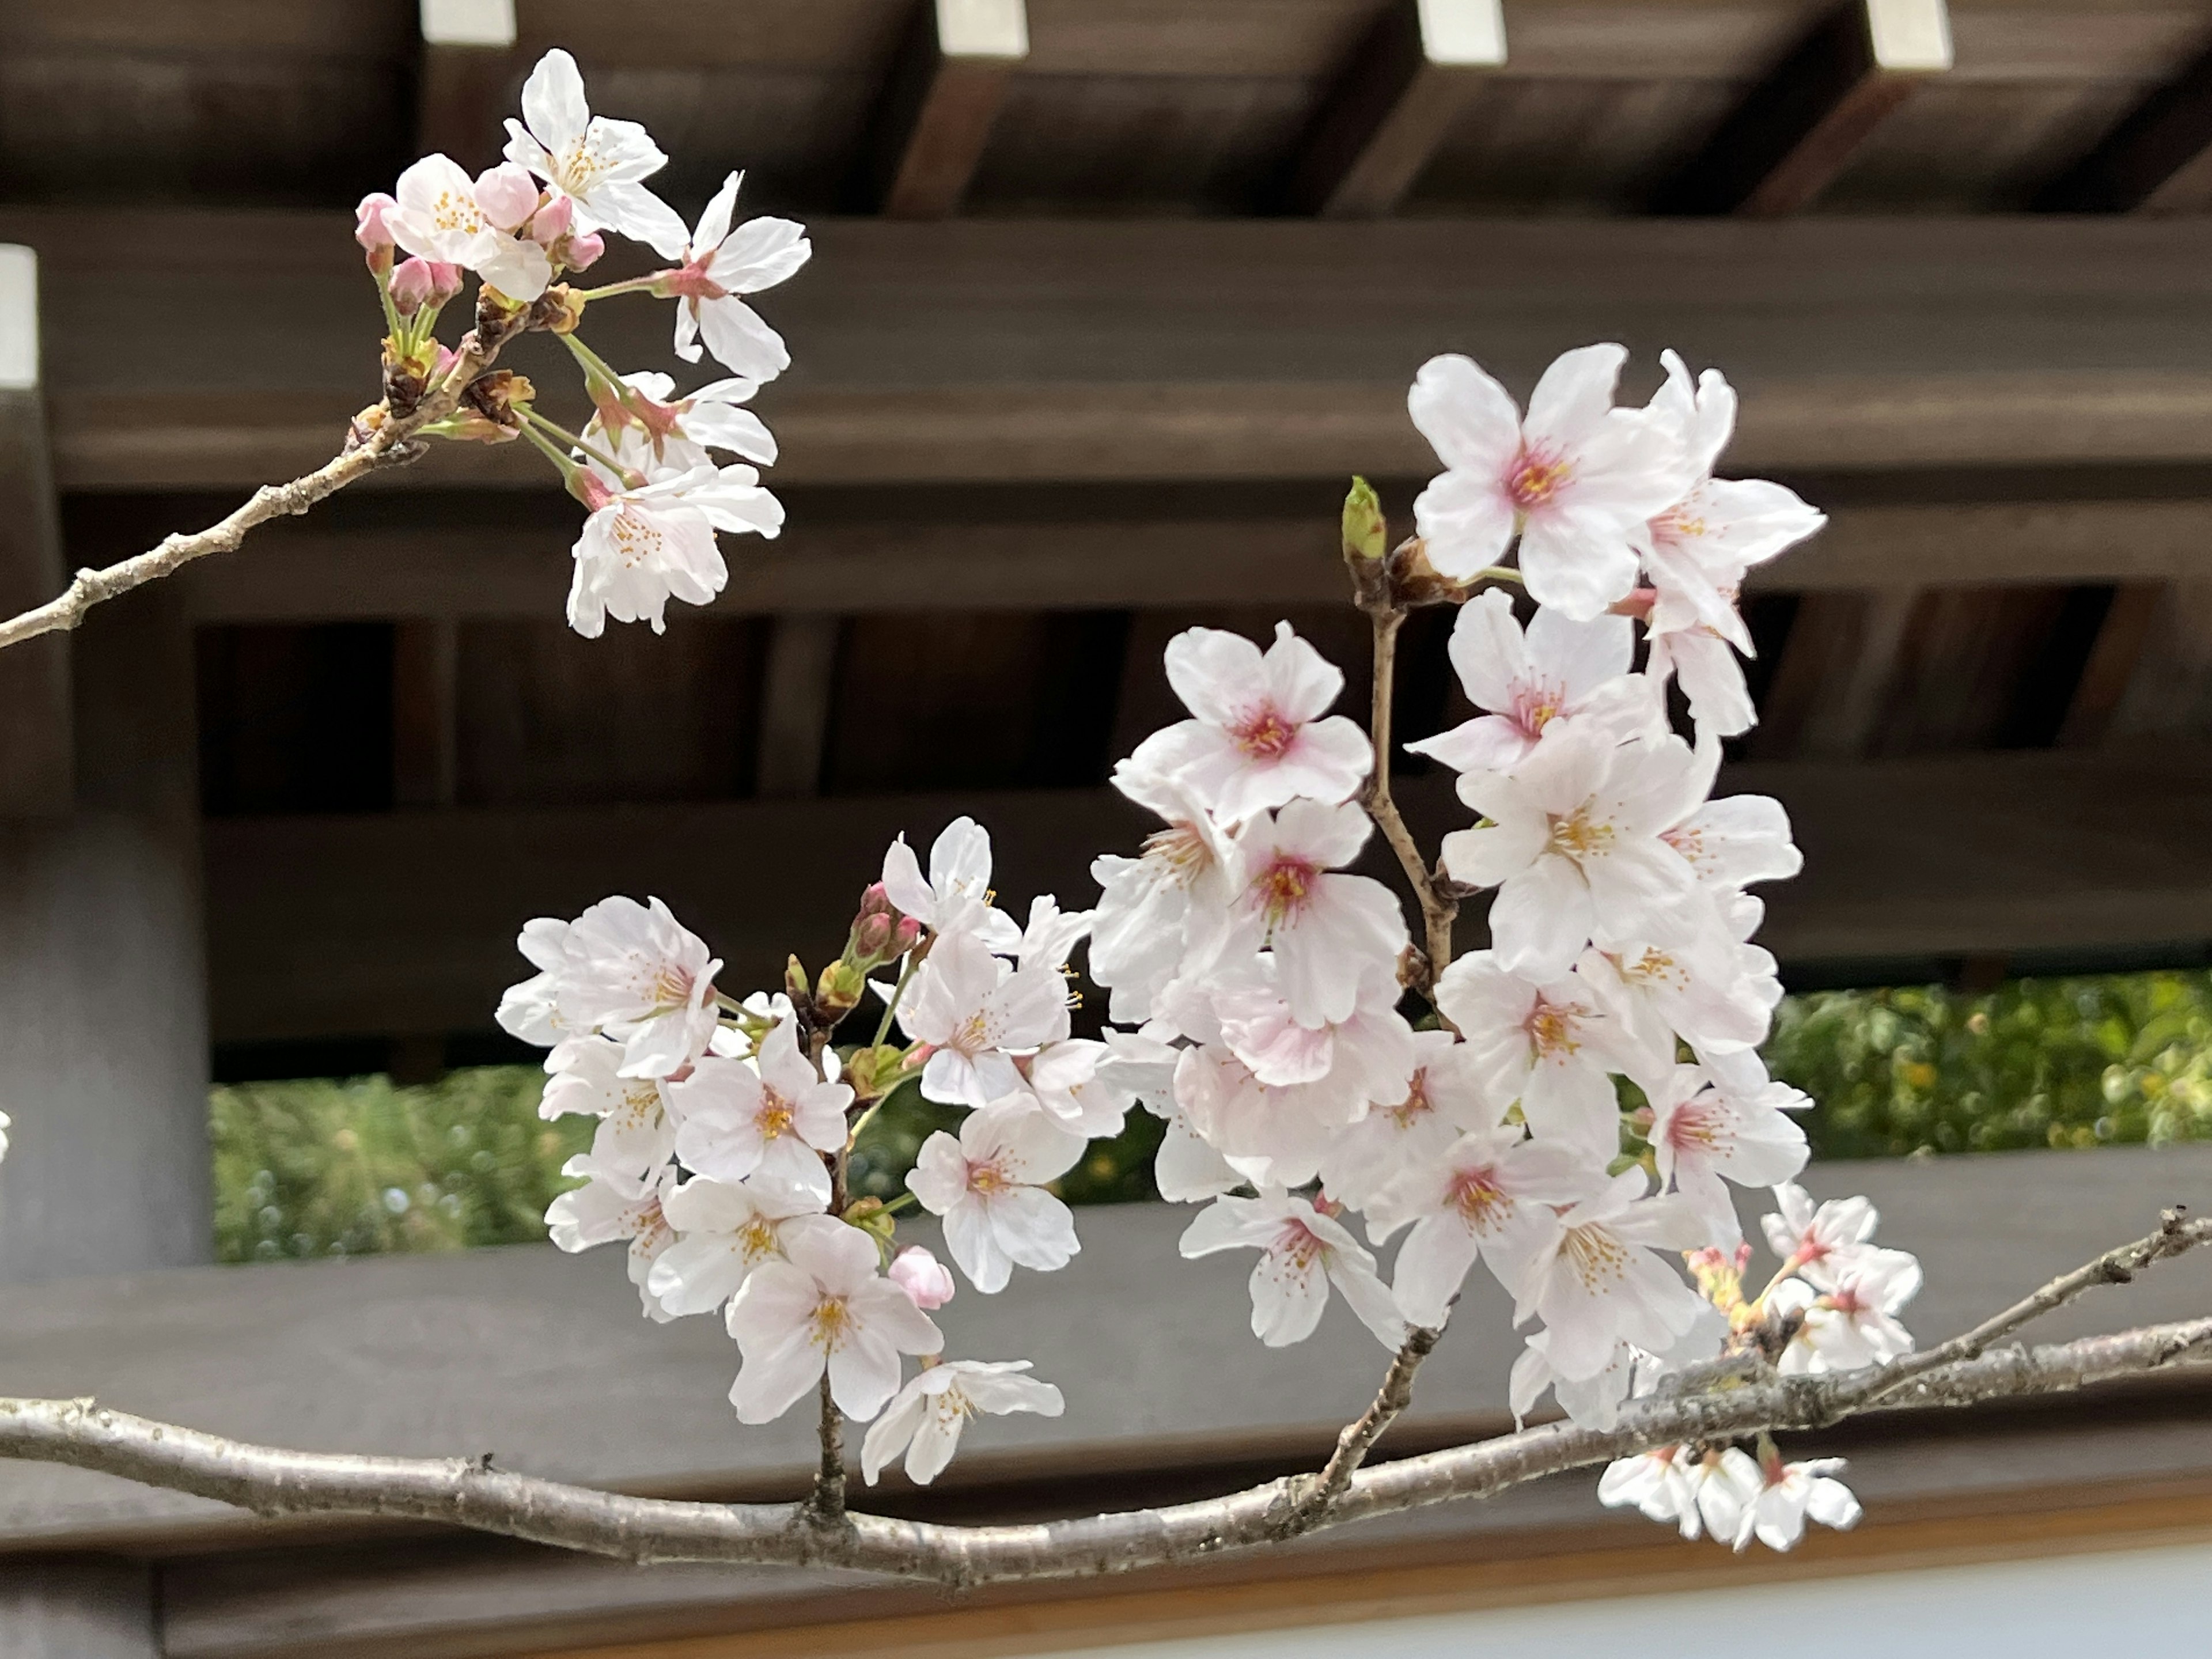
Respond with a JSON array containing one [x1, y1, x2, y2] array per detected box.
[[0, 245, 71, 818]]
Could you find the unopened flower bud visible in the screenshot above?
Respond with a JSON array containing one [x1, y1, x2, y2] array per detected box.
[[851, 911, 893, 962], [566, 230, 606, 270], [784, 954, 810, 1006], [530, 192, 574, 247], [428, 262, 464, 305], [891, 915, 923, 955], [389, 256, 437, 315], [1342, 475, 1387, 562], [889, 1246, 955, 1310], [474, 162, 541, 234], [815, 958, 865, 1021], [855, 881, 892, 921], [355, 192, 398, 272]]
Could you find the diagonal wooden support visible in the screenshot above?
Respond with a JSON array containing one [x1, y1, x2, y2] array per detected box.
[[416, 0, 518, 172], [1654, 0, 1952, 217], [2039, 38, 2212, 214], [1287, 0, 1506, 218], [0, 245, 70, 818], [862, 0, 1028, 219], [755, 615, 842, 799]]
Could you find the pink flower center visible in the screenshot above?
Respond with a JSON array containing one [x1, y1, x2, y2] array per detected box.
[[1560, 1222, 1629, 1290], [967, 1157, 1010, 1195], [1230, 704, 1298, 760], [1665, 1100, 1724, 1155], [1509, 673, 1567, 738], [1448, 1165, 1510, 1232], [754, 1088, 796, 1142], [1273, 1219, 1325, 1270], [1252, 855, 1319, 930], [1506, 445, 1573, 511], [1142, 821, 1213, 884], [1525, 997, 1584, 1059], [1385, 1068, 1433, 1130], [665, 258, 730, 302]]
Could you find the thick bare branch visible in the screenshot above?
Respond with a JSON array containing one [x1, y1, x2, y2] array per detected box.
[[0, 1317, 2202, 1586]]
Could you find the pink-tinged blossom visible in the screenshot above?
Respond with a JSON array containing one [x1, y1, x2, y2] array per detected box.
[[566, 464, 783, 639], [1646, 1065, 1809, 1244], [388, 154, 552, 300], [725, 1220, 942, 1423], [1575, 922, 1776, 1084], [1512, 1171, 1711, 1380], [1442, 722, 1705, 983], [899, 934, 1068, 1108], [355, 191, 398, 259], [1774, 1248, 1922, 1374], [1368, 1126, 1597, 1330], [546, 1154, 676, 1321], [668, 1019, 851, 1200], [1408, 346, 1691, 620], [1219, 798, 1409, 1027], [662, 171, 811, 380], [1088, 763, 1237, 1024], [1734, 1453, 1862, 1552], [646, 1175, 824, 1316], [888, 1245, 956, 1311], [1128, 623, 1371, 827], [1179, 1192, 1408, 1350], [1317, 1029, 1494, 1210], [1009, 1038, 1127, 1138], [1511, 1301, 1729, 1430], [472, 161, 541, 233], [907, 1101, 1085, 1293], [861, 1360, 1064, 1487], [585, 370, 776, 474], [1654, 737, 1804, 892], [1406, 588, 1646, 776], [503, 48, 691, 257], [540, 1035, 675, 1197], [554, 896, 721, 1079], [1760, 1181, 1882, 1290], [1437, 952, 1637, 1157], [881, 816, 1022, 953]]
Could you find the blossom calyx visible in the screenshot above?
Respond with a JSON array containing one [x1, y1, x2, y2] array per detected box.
[[527, 283, 586, 335], [843, 1197, 898, 1251], [813, 957, 868, 1024], [841, 1043, 911, 1104], [450, 371, 536, 444]]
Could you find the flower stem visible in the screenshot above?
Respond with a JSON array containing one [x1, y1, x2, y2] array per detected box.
[[871, 949, 923, 1048], [558, 329, 631, 392], [1362, 607, 1459, 1016], [518, 419, 584, 483], [522, 408, 640, 487], [570, 272, 670, 302]]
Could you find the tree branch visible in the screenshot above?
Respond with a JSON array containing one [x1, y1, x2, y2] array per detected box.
[[1361, 606, 1459, 1000], [1290, 1322, 1440, 1527]]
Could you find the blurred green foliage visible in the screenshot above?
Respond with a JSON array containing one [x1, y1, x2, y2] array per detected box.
[[213, 969, 2212, 1261]]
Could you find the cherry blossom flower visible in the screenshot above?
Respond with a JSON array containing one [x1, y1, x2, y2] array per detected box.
[[539, 1035, 675, 1197], [546, 1154, 676, 1320], [551, 895, 721, 1079], [888, 1245, 956, 1310], [1317, 1029, 1494, 1210], [668, 1019, 851, 1200], [1007, 1038, 1127, 1138], [646, 1176, 825, 1316], [1512, 1171, 1710, 1380], [1368, 1126, 1597, 1329], [585, 371, 776, 474], [1734, 1452, 1862, 1551], [1511, 1301, 1729, 1430], [1646, 622, 1756, 740], [899, 933, 1068, 1108], [1128, 623, 1370, 827], [881, 816, 1022, 953], [503, 48, 690, 257], [860, 1360, 1064, 1487], [1599, 1446, 1704, 1537], [1775, 1248, 1922, 1373], [1016, 893, 1093, 975], [497, 916, 577, 1046], [661, 171, 812, 380], [388, 154, 552, 301], [1437, 952, 1637, 1157], [1408, 346, 1691, 619], [565, 464, 783, 640], [1646, 1065, 1810, 1244], [1088, 763, 1236, 1024], [907, 1101, 1085, 1292], [1761, 1181, 1881, 1290], [1654, 738, 1804, 893], [1179, 1192, 1407, 1350], [1441, 722, 1704, 983], [1406, 588, 1646, 776], [1218, 799, 1407, 1027], [725, 1219, 942, 1423], [1575, 924, 1776, 1084]]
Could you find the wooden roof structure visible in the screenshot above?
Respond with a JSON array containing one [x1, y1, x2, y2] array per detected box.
[[6, 0, 2212, 1070]]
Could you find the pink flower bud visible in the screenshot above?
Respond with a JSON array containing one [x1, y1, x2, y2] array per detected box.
[[427, 261, 465, 305], [355, 192, 398, 253], [473, 163, 540, 234], [389, 256, 436, 315], [889, 1247, 955, 1311], [853, 912, 892, 961], [891, 915, 924, 954], [566, 230, 606, 270], [529, 192, 574, 247], [857, 881, 892, 921]]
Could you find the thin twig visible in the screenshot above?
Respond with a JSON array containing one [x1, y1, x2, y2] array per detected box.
[[1289, 1323, 1441, 1527], [1361, 607, 1459, 1001], [810, 1027, 851, 1527]]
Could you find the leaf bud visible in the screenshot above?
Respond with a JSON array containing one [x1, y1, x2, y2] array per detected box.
[[815, 957, 865, 1022], [1341, 476, 1387, 563], [783, 954, 810, 1006]]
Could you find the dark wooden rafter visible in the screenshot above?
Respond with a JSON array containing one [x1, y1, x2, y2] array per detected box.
[[1286, 0, 1506, 218], [859, 0, 1028, 219], [2058, 584, 2168, 747], [1749, 589, 1919, 762], [2039, 37, 2212, 213], [415, 0, 518, 172], [1654, 0, 1952, 216], [0, 245, 70, 817]]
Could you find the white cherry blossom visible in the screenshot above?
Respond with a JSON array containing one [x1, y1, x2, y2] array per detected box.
[[1437, 952, 1637, 1157], [546, 1154, 676, 1320], [1646, 1065, 1810, 1244], [1406, 588, 1644, 776], [664, 171, 812, 379], [861, 1360, 1064, 1487], [646, 1176, 824, 1316], [881, 816, 1022, 953], [503, 49, 690, 257], [726, 1220, 943, 1424], [540, 1035, 675, 1197], [1599, 1446, 1705, 1537], [566, 464, 783, 640], [907, 1101, 1085, 1292], [1316, 1029, 1493, 1209], [1088, 763, 1236, 1024], [1408, 346, 1691, 619], [551, 895, 720, 1078], [388, 154, 552, 301], [1512, 1171, 1710, 1380], [1646, 622, 1756, 740], [1654, 738, 1804, 893], [497, 916, 576, 1046], [1734, 1453, 1862, 1552], [1575, 923, 1777, 1084], [1775, 1248, 1922, 1373], [1218, 798, 1408, 1028], [1179, 1192, 1407, 1350], [1007, 1037, 1128, 1138], [586, 371, 776, 474], [1127, 623, 1370, 826], [900, 933, 1068, 1108], [1762, 1182, 1883, 1290], [668, 1019, 850, 1200]]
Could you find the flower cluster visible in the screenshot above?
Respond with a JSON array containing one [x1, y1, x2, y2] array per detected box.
[[354, 50, 807, 640]]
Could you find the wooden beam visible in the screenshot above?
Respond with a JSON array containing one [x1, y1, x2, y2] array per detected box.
[[1655, 0, 1952, 216], [1287, 0, 1506, 218], [2039, 39, 2212, 214], [1750, 589, 1919, 761], [416, 0, 517, 172], [2104, 579, 2212, 743], [753, 615, 841, 799], [391, 616, 458, 808], [2058, 582, 2168, 747], [0, 245, 70, 817], [862, 0, 1027, 219]]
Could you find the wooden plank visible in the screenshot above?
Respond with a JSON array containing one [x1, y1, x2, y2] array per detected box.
[[862, 0, 1027, 218], [390, 616, 457, 808], [1286, 0, 1506, 218], [0, 245, 70, 817], [415, 0, 519, 172], [2039, 38, 2212, 213], [753, 615, 841, 798], [1655, 0, 1953, 215]]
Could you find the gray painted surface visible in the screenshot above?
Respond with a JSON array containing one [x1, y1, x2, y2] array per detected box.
[[0, 1558, 155, 1658]]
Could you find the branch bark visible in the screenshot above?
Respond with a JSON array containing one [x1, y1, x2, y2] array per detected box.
[[1361, 606, 1459, 1002]]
